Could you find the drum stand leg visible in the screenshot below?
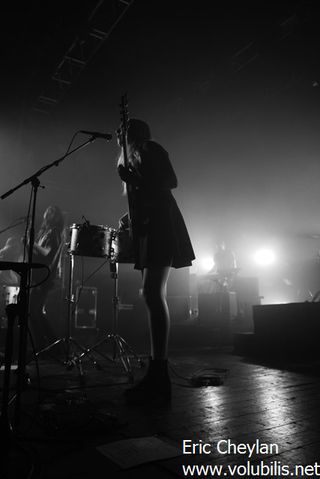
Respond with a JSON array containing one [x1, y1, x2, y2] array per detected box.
[[35, 253, 100, 378], [76, 261, 143, 377]]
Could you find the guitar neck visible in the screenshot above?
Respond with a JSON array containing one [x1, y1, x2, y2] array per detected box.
[[119, 92, 139, 240], [120, 94, 134, 236]]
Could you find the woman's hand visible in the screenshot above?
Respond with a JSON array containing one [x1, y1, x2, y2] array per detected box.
[[117, 164, 141, 186], [117, 164, 131, 182], [118, 212, 129, 231]]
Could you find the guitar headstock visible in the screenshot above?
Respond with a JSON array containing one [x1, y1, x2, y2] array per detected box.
[[119, 93, 129, 136]]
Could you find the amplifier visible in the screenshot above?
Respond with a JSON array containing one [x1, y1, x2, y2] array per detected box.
[[75, 286, 98, 329], [253, 302, 320, 344]]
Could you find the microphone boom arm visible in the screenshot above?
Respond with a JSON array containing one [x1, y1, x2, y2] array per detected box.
[[1, 136, 97, 200]]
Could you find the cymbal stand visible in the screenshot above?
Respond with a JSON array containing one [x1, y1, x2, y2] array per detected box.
[[76, 255, 142, 377]]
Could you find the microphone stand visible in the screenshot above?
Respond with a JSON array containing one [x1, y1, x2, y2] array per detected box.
[[0, 136, 98, 435], [0, 218, 26, 236]]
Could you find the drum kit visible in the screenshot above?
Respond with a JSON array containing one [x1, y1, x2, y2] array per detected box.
[[35, 220, 140, 378]]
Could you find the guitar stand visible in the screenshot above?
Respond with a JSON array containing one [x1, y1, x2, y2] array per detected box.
[[35, 252, 100, 379], [76, 259, 143, 377]]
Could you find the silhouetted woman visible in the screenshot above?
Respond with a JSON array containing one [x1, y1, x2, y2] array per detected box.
[[29, 205, 65, 350], [117, 118, 195, 404]]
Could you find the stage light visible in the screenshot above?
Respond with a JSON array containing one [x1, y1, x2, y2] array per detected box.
[[253, 248, 276, 266], [199, 255, 215, 273]]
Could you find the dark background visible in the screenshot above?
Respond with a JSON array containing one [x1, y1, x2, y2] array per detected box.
[[1, 0, 320, 303]]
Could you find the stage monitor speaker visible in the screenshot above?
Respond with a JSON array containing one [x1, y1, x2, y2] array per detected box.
[[253, 302, 320, 350]]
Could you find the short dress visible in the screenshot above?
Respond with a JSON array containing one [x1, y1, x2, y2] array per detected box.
[[119, 140, 195, 271]]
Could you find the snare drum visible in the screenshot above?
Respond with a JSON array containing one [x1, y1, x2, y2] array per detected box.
[[69, 224, 113, 258]]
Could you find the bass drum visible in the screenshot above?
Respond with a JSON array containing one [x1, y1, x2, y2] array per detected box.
[[112, 230, 135, 264], [69, 223, 113, 258]]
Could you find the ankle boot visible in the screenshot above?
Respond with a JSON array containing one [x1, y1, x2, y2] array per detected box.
[[124, 358, 171, 405]]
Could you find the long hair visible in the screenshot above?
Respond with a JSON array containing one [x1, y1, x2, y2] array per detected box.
[[117, 119, 151, 194], [127, 118, 151, 146], [37, 205, 66, 278], [37, 205, 64, 240]]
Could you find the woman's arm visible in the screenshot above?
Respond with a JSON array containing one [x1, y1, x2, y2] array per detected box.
[[33, 242, 51, 258], [139, 141, 177, 189], [33, 229, 60, 263], [117, 164, 141, 186]]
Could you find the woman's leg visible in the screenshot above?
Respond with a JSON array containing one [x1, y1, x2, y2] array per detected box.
[[142, 266, 171, 359], [124, 266, 172, 403]]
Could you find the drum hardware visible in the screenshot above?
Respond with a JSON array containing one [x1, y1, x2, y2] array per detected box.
[[33, 221, 140, 377], [35, 227, 104, 376], [75, 228, 142, 376], [34, 222, 137, 376]]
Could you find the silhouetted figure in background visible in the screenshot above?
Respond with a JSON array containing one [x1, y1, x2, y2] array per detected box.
[[28, 206, 65, 350], [213, 240, 237, 291], [210, 240, 238, 336]]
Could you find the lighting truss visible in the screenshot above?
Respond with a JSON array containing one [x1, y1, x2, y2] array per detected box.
[[32, 0, 135, 115]]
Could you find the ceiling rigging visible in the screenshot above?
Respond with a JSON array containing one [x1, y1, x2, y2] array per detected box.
[[32, 0, 135, 115]]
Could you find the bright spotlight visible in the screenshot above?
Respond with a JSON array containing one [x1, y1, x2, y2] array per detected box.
[[199, 255, 215, 273], [254, 248, 276, 266]]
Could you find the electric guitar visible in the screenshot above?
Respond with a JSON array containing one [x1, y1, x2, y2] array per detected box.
[[119, 93, 135, 239]]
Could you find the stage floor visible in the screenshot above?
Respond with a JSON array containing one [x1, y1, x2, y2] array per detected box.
[[1, 342, 320, 478]]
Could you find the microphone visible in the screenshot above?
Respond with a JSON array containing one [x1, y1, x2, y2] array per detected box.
[[80, 130, 112, 140]]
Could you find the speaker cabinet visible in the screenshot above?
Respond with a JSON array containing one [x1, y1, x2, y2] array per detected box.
[[74, 286, 98, 329], [253, 302, 320, 354]]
